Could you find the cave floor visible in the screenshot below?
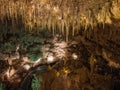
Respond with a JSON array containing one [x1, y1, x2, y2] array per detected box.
[[0, 27, 120, 90]]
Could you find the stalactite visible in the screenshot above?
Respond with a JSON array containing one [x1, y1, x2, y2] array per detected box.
[[57, 21, 62, 34], [48, 19, 51, 31], [52, 21, 55, 36], [76, 25, 79, 35], [61, 19, 64, 35], [65, 18, 70, 42], [0, 0, 120, 40], [66, 24, 69, 42], [102, 7, 106, 29], [12, 19, 15, 34], [72, 22, 75, 36], [76, 19, 79, 35]]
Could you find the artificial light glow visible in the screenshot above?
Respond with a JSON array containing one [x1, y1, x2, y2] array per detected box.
[[6, 69, 10, 78], [33, 58, 42, 67], [56, 71, 60, 77], [22, 57, 29, 62], [72, 53, 78, 60], [35, 58, 42, 63], [47, 56, 54, 63], [6, 67, 15, 78], [23, 64, 31, 70], [62, 68, 70, 75], [53, 6, 59, 13]]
